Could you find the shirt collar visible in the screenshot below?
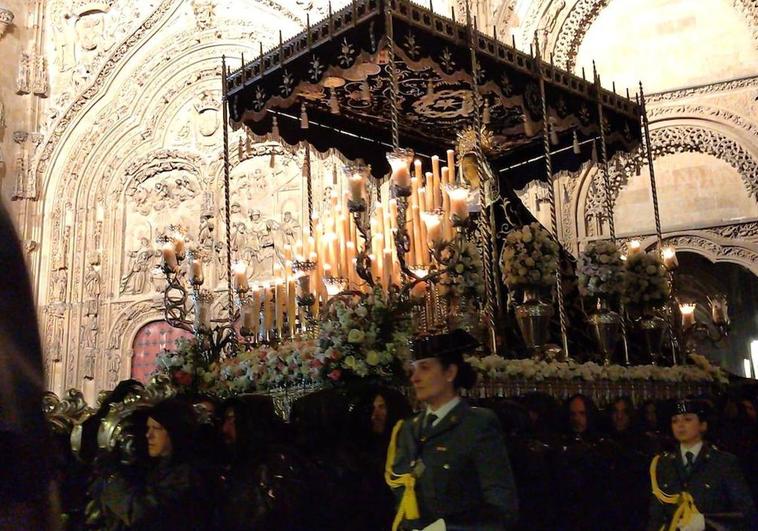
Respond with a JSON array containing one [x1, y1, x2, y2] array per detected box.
[[426, 396, 461, 426], [680, 440, 704, 462]]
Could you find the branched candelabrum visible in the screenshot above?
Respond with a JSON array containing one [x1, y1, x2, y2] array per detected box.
[[158, 233, 238, 364], [346, 187, 374, 287], [679, 295, 729, 360], [291, 259, 318, 337]]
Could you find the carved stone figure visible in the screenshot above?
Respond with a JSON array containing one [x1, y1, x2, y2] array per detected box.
[[82, 313, 99, 349], [84, 263, 102, 310], [198, 216, 215, 251], [54, 268, 68, 302], [32, 53, 48, 96], [191, 0, 216, 30], [76, 12, 105, 51], [53, 12, 78, 72], [56, 225, 72, 270], [279, 211, 301, 247], [11, 131, 27, 200], [44, 306, 65, 363], [16, 52, 30, 94], [231, 221, 248, 254], [94, 220, 103, 249], [107, 349, 121, 386], [120, 237, 156, 295], [82, 347, 96, 379]]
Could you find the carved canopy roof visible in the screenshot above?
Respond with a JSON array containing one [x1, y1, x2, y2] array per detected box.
[[225, 0, 641, 183]]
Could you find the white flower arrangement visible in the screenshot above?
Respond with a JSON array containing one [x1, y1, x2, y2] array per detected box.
[[500, 223, 559, 289], [465, 355, 719, 383], [622, 251, 670, 308], [577, 240, 625, 298]]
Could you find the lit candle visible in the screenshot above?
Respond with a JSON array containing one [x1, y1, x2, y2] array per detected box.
[[161, 242, 178, 271], [173, 234, 185, 258], [627, 240, 642, 257], [348, 173, 365, 202], [423, 173, 434, 211], [233, 261, 249, 292], [423, 212, 444, 247], [192, 290, 212, 330], [388, 149, 413, 188], [680, 303, 696, 329], [662, 246, 678, 270], [187, 252, 204, 285], [448, 186, 470, 222]]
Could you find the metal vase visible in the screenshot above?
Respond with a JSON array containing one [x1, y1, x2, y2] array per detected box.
[[587, 298, 622, 366], [637, 312, 666, 365], [515, 288, 554, 354]]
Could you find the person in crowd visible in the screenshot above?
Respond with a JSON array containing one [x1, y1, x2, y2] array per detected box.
[[88, 398, 212, 530], [0, 202, 56, 530], [339, 387, 412, 531], [215, 394, 310, 531], [387, 329, 519, 531], [564, 393, 600, 440], [647, 399, 756, 531]]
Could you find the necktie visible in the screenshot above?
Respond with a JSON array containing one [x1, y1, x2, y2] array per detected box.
[[684, 451, 695, 476], [425, 413, 438, 432]]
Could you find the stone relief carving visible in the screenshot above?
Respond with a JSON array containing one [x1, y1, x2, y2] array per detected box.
[[646, 75, 758, 104], [648, 104, 758, 139], [706, 221, 758, 242], [0, 7, 14, 38], [84, 263, 102, 314], [192, 0, 216, 31], [584, 125, 758, 213], [119, 237, 158, 295], [194, 90, 221, 140], [44, 305, 65, 364], [32, 53, 49, 97], [53, 9, 78, 72], [11, 131, 28, 200], [127, 171, 201, 215], [16, 52, 31, 94]]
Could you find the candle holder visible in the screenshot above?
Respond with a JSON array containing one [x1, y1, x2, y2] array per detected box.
[[186, 248, 205, 287], [323, 277, 348, 298], [343, 162, 374, 286], [679, 297, 729, 359], [191, 288, 214, 334]]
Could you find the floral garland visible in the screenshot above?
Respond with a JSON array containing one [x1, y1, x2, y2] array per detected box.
[[466, 354, 728, 384], [318, 285, 412, 384], [213, 339, 322, 397], [622, 251, 670, 308], [577, 240, 625, 298], [154, 338, 216, 393], [500, 222, 559, 290]]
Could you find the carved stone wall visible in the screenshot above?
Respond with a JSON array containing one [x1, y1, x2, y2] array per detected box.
[[1, 0, 348, 395]]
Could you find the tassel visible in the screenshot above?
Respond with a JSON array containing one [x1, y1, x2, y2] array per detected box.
[[361, 80, 371, 102], [270, 152, 276, 168], [237, 138, 244, 161], [328, 88, 340, 115], [300, 102, 309, 129], [549, 119, 559, 145], [523, 115, 534, 137], [482, 99, 491, 125], [245, 131, 252, 155], [591, 140, 598, 164], [572, 130, 580, 154]]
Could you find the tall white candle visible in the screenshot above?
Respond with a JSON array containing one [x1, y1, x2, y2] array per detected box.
[[161, 242, 178, 271]]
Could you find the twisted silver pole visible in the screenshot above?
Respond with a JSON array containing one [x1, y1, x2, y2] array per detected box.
[[384, 1, 399, 150], [535, 36, 570, 360], [639, 83, 663, 248], [221, 56, 235, 325], [593, 66, 616, 242], [465, 1, 497, 352], [304, 143, 314, 233]]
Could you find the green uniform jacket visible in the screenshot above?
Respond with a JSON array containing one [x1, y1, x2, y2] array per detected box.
[[647, 443, 757, 531], [391, 400, 519, 531]]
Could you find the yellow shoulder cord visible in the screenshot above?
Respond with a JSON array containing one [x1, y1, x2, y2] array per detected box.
[[385, 419, 421, 531], [649, 454, 701, 531]]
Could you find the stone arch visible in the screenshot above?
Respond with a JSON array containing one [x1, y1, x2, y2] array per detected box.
[[546, 0, 758, 72], [636, 232, 758, 277]]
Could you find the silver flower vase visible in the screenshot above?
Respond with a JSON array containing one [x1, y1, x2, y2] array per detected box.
[[515, 288, 554, 355], [587, 297, 622, 366], [637, 307, 666, 365]]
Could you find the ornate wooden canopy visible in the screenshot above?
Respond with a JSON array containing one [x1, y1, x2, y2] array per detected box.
[[225, 0, 641, 183]]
